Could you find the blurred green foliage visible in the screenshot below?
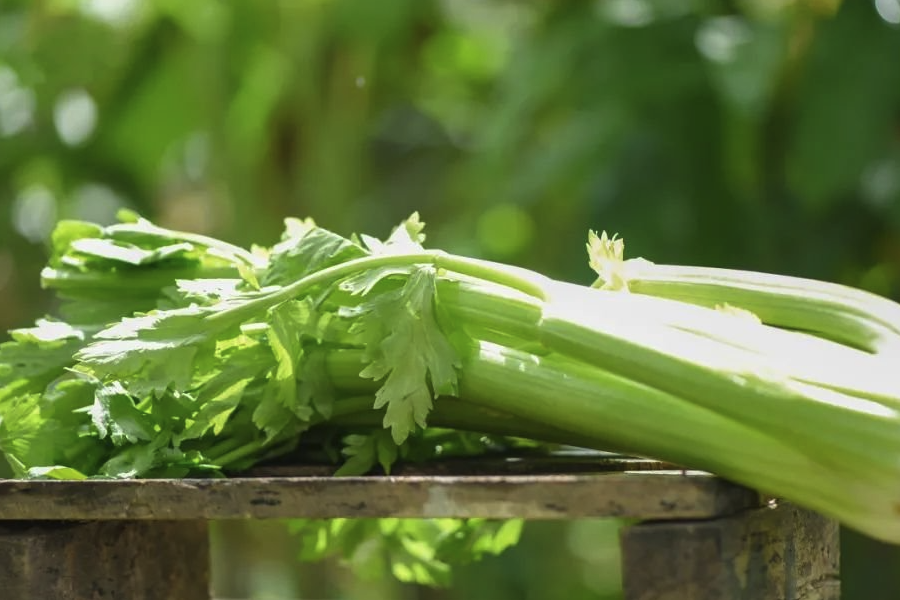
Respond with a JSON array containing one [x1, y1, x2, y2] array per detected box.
[[2, 0, 900, 598]]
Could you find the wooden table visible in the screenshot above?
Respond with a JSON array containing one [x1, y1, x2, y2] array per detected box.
[[0, 455, 840, 599]]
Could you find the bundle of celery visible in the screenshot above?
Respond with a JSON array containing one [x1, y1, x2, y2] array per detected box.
[[3, 210, 900, 553]]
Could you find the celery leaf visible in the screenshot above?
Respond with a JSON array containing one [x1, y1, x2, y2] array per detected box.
[[263, 218, 367, 287], [90, 381, 156, 445], [351, 267, 460, 444]]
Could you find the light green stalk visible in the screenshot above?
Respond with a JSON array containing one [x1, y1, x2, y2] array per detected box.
[[324, 344, 900, 544]]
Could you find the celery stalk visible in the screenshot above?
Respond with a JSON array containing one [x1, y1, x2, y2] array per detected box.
[[325, 344, 899, 543], [615, 263, 900, 353]]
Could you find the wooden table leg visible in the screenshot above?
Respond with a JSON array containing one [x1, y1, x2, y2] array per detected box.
[[619, 502, 840, 600], [0, 520, 210, 600]]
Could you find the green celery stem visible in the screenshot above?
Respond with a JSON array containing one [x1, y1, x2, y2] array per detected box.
[[627, 266, 900, 353], [327, 396, 616, 450], [324, 346, 896, 542], [536, 311, 900, 478]]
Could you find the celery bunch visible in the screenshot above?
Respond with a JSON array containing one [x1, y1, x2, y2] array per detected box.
[[2, 211, 900, 551]]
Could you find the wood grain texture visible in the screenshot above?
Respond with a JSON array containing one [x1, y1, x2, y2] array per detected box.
[[0, 470, 760, 521], [620, 502, 840, 600], [0, 520, 209, 600]]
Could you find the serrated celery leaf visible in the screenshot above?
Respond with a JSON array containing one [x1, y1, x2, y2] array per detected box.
[[252, 381, 309, 441], [266, 296, 346, 344], [178, 344, 271, 441], [50, 220, 104, 261], [90, 382, 156, 445], [357, 212, 426, 256], [78, 340, 201, 396], [173, 278, 246, 304], [41, 376, 96, 422], [77, 277, 338, 398], [251, 299, 344, 438], [262, 220, 367, 287], [253, 310, 312, 441], [26, 465, 88, 480], [52, 218, 204, 270], [45, 217, 246, 314], [43, 266, 207, 300], [97, 433, 182, 478], [0, 394, 55, 475], [0, 370, 108, 476], [334, 430, 398, 476], [289, 517, 455, 587], [57, 296, 155, 327], [99, 444, 159, 478], [104, 216, 254, 264], [0, 394, 102, 477], [298, 350, 336, 419], [353, 268, 460, 444], [390, 532, 452, 587], [149, 389, 199, 425], [267, 302, 306, 412], [434, 519, 524, 564], [68, 238, 196, 266], [195, 340, 272, 400], [372, 335, 438, 444], [8, 319, 86, 345], [75, 307, 219, 394], [336, 214, 429, 296], [185, 379, 249, 440], [387, 212, 426, 246], [0, 320, 87, 398], [250, 302, 315, 440], [340, 266, 414, 297]]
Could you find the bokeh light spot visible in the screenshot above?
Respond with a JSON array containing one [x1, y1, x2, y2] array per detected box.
[[81, 0, 143, 27], [53, 89, 97, 147], [72, 183, 127, 225], [477, 204, 535, 257], [597, 0, 653, 28], [861, 159, 900, 209], [0, 66, 35, 137], [12, 185, 58, 242], [876, 0, 900, 25], [695, 17, 751, 64], [596, 0, 694, 25]]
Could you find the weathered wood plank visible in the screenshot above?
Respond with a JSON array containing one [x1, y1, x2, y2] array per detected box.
[[620, 501, 840, 600], [0, 470, 760, 521], [0, 520, 209, 600]]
